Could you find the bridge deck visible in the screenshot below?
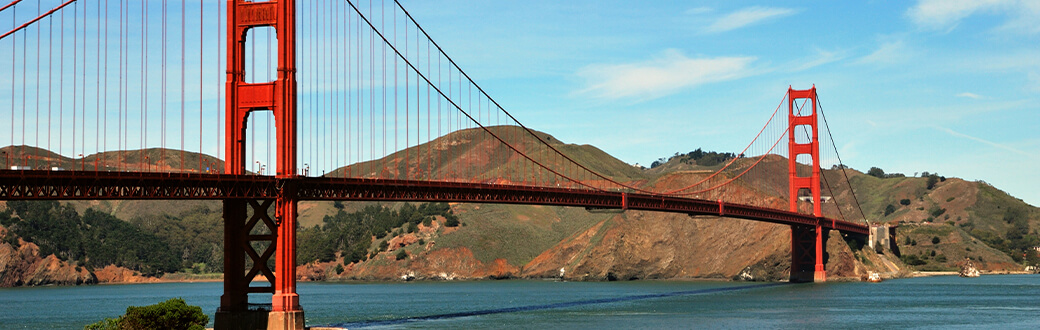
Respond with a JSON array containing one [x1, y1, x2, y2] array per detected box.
[[0, 170, 868, 235]]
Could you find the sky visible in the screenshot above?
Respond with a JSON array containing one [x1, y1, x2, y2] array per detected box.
[[0, 0, 1037, 207], [394, 0, 1040, 207]]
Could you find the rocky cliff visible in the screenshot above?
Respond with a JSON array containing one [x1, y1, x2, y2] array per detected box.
[[0, 236, 96, 287]]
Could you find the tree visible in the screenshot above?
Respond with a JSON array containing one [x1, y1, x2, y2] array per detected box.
[[884, 204, 897, 216], [395, 249, 409, 260], [444, 214, 460, 227], [932, 236, 941, 244], [867, 167, 885, 178], [926, 174, 939, 190], [900, 199, 911, 206]]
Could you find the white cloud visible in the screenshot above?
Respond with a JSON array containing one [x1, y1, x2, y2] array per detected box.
[[706, 7, 798, 33], [857, 39, 912, 65], [574, 50, 758, 101], [956, 92, 983, 99], [907, 0, 1040, 34], [937, 126, 1032, 157]]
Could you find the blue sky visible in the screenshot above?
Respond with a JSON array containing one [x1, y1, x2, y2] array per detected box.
[[0, 0, 1037, 207], [397, 0, 1040, 206]]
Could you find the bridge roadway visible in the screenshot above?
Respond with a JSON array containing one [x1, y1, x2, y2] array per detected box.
[[0, 170, 868, 236]]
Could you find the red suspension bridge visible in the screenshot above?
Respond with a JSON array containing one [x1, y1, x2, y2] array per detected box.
[[0, 1, 870, 329]]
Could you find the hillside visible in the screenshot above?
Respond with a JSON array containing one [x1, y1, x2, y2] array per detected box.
[[2, 128, 1038, 286]]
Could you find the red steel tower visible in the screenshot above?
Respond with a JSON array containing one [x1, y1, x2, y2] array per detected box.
[[218, 1, 302, 329], [787, 86, 828, 283]]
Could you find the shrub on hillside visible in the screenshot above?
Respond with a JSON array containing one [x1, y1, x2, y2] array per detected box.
[[884, 204, 896, 216], [395, 249, 408, 261], [900, 199, 911, 206]]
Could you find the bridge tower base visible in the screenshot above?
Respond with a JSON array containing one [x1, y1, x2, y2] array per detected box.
[[787, 86, 828, 283], [268, 311, 305, 330]]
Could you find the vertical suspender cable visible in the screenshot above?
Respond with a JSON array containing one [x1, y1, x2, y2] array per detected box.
[[91, 0, 98, 169], [332, 0, 339, 176], [403, 12, 408, 180], [161, 0, 167, 170], [381, 0, 387, 177], [199, 0, 203, 171], [117, 0, 123, 171], [216, 0, 222, 166], [393, 3, 398, 179], [140, 0, 146, 170], [267, 22, 272, 173], [58, 7, 63, 161], [101, 0, 108, 169], [180, 0, 185, 172], [250, 27, 255, 172], [8, 5, 15, 167], [80, 0, 85, 169], [46, 10, 52, 165], [34, 0, 41, 168]]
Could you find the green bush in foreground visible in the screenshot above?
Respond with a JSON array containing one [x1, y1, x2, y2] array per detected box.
[[86, 298, 208, 330]]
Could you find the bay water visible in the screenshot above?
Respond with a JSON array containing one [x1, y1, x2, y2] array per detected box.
[[1, 275, 1038, 329]]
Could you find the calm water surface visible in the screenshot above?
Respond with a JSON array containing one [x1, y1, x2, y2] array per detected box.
[[1, 275, 1038, 329]]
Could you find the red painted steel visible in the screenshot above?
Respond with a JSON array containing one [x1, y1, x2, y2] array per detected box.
[[0, 170, 869, 236], [224, 0, 301, 324], [787, 86, 828, 282]]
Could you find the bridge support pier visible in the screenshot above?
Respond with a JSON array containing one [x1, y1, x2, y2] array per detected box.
[[790, 224, 828, 283], [216, 199, 279, 330]]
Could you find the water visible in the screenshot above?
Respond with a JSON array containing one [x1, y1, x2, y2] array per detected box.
[[1, 275, 1038, 329]]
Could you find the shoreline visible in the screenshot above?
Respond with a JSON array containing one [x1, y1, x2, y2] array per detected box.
[[911, 270, 1034, 277]]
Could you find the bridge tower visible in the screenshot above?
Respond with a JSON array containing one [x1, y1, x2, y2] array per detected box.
[[787, 86, 828, 283], [218, 1, 302, 330]]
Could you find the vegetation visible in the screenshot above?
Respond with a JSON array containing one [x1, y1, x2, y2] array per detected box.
[[4, 201, 179, 276], [866, 167, 905, 179], [926, 174, 940, 190], [296, 202, 457, 266], [85, 298, 208, 330], [130, 207, 224, 273], [968, 185, 1040, 264], [651, 148, 736, 168]]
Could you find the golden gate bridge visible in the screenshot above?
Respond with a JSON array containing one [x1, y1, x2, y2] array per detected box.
[[1, 1, 870, 329]]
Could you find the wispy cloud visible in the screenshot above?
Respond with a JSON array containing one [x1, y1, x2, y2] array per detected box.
[[907, 0, 1040, 34], [858, 39, 912, 65], [956, 92, 983, 99], [790, 48, 846, 72], [937, 126, 1032, 157], [686, 7, 713, 15], [706, 7, 798, 33], [574, 50, 759, 102]]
